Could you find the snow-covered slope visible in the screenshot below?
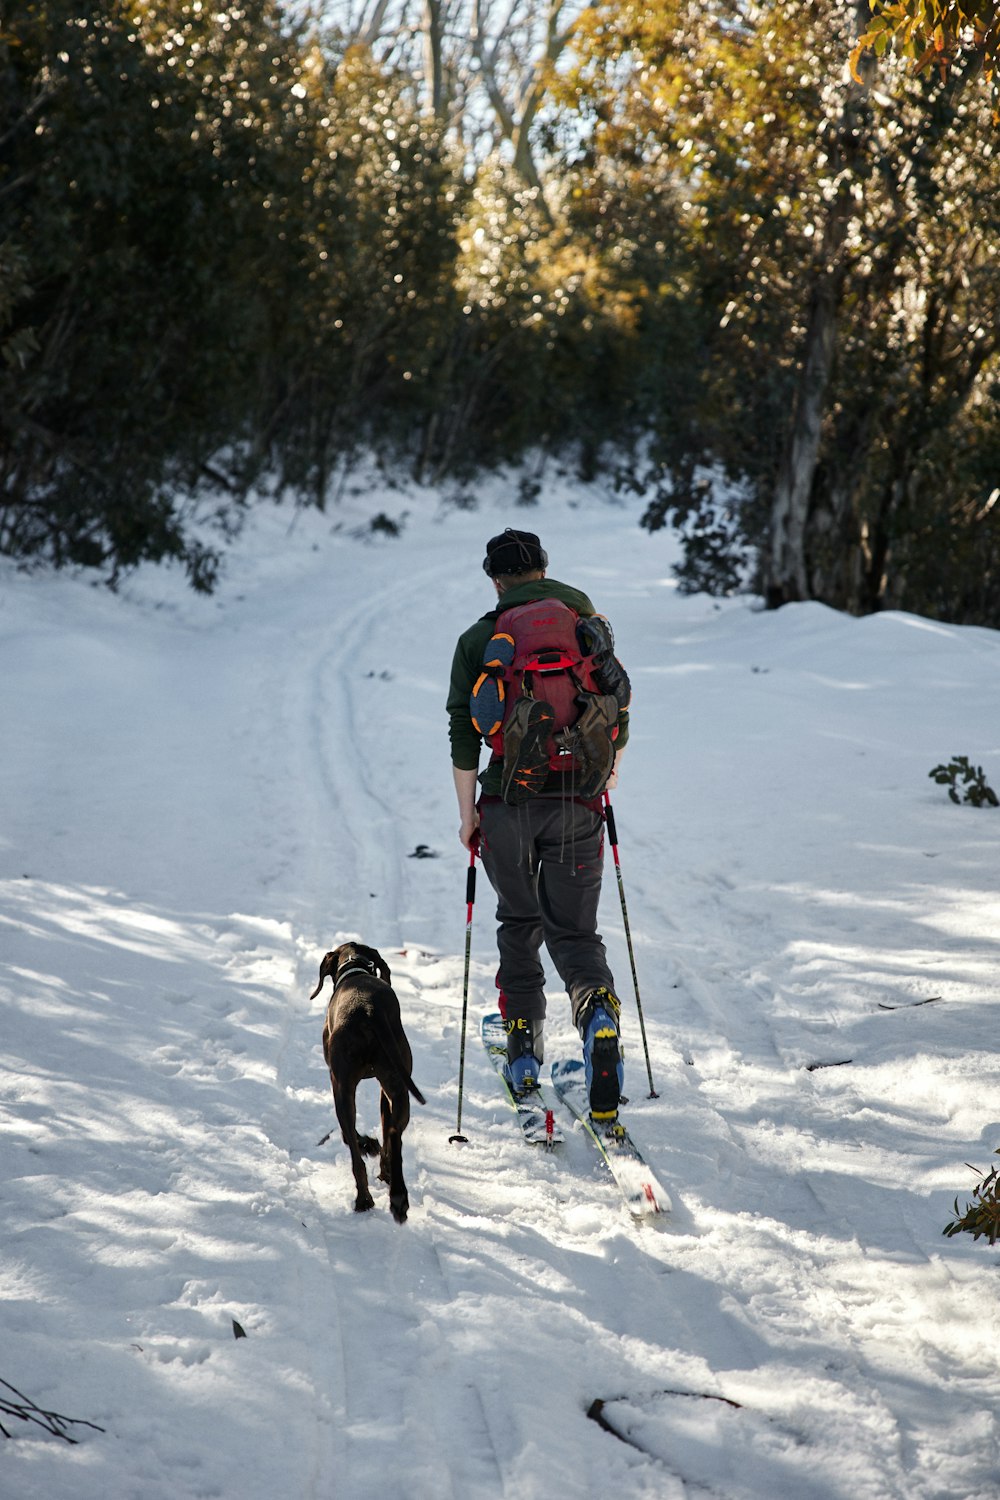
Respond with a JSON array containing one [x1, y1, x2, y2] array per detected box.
[[2, 477, 999, 1499]]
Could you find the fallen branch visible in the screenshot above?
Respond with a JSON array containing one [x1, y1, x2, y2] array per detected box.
[[0, 1378, 105, 1444], [588, 1387, 744, 1453]]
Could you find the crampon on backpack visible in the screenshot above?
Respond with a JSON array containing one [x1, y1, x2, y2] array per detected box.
[[470, 600, 631, 805]]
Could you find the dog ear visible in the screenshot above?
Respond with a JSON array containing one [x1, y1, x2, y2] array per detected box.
[[309, 949, 340, 1000], [356, 941, 391, 986]]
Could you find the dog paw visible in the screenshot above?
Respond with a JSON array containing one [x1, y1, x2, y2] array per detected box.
[[390, 1195, 409, 1224], [354, 1193, 375, 1213]]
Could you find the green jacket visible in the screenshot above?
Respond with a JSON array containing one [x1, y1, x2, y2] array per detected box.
[[447, 577, 630, 796]]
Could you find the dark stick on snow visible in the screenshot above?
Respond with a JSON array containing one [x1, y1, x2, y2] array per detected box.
[[0, 1378, 105, 1444], [588, 1389, 744, 1455]]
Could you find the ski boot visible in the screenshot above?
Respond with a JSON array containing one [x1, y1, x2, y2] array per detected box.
[[578, 987, 623, 1120], [504, 1015, 544, 1096]]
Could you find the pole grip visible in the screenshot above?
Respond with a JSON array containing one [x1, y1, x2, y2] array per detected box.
[[466, 863, 476, 905], [604, 798, 618, 847]]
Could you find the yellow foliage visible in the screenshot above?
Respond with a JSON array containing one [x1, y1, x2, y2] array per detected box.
[[851, 0, 1000, 109]]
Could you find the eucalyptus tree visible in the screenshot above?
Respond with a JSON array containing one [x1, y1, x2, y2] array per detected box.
[[0, 0, 324, 585], [264, 43, 465, 494], [317, 0, 584, 205], [851, 0, 1000, 114], [564, 0, 1000, 621]]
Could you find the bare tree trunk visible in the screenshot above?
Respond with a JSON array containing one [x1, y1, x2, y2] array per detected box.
[[763, 0, 873, 609], [424, 0, 446, 120], [473, 0, 573, 216], [765, 265, 841, 606]]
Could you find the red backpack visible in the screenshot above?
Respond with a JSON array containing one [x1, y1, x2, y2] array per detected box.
[[470, 599, 630, 804]]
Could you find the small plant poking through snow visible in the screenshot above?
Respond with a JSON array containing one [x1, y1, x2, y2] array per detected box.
[[928, 756, 998, 807], [943, 1151, 1000, 1245]]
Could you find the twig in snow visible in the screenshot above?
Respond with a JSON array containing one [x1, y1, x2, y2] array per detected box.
[[0, 1378, 105, 1444], [587, 1387, 744, 1454]]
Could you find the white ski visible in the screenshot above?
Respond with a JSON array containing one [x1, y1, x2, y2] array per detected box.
[[481, 1012, 563, 1147], [551, 1058, 671, 1219]]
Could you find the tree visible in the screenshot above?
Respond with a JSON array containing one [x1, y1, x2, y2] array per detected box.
[[851, 1, 1000, 116], [562, 0, 1000, 622], [320, 0, 584, 205], [0, 0, 323, 585], [258, 43, 465, 495]]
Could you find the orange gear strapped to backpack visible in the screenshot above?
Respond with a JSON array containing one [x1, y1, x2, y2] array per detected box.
[[469, 601, 630, 806], [470, 632, 515, 738]]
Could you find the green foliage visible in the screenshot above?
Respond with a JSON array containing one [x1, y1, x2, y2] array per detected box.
[[561, 0, 1000, 621], [943, 1150, 1000, 1244], [665, 509, 750, 598], [1, 8, 634, 571], [0, 241, 38, 374], [929, 756, 999, 806], [3, 0, 1000, 612], [253, 44, 466, 497], [0, 0, 319, 584]]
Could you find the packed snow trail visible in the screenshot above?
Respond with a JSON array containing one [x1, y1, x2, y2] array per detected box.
[[2, 481, 999, 1499]]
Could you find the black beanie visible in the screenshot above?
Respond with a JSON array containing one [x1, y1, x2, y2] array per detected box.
[[482, 528, 548, 577]]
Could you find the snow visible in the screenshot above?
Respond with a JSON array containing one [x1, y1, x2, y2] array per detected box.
[[2, 472, 999, 1499]]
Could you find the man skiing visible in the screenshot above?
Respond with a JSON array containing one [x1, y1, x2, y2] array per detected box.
[[447, 527, 630, 1120]]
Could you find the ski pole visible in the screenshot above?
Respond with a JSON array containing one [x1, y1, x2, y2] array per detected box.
[[449, 836, 478, 1142], [603, 791, 658, 1098]]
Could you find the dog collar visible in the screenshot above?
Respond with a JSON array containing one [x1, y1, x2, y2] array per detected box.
[[334, 960, 379, 988]]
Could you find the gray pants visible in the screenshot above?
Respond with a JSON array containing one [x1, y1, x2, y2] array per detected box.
[[478, 797, 616, 1030]]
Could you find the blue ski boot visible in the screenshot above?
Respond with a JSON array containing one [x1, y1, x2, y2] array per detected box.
[[578, 988, 623, 1120], [504, 1016, 544, 1096]]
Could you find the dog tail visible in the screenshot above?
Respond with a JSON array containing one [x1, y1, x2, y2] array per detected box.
[[373, 1009, 427, 1107]]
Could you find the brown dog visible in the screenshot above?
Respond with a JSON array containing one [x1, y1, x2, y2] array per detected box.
[[310, 942, 425, 1223]]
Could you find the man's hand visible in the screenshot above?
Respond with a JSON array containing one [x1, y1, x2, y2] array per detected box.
[[606, 748, 624, 792], [453, 766, 480, 849]]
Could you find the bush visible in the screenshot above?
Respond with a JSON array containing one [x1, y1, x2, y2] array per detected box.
[[928, 757, 999, 807], [0, 0, 316, 586], [943, 1151, 1000, 1245]]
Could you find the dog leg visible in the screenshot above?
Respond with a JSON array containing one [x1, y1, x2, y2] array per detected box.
[[377, 1090, 392, 1187], [380, 1088, 411, 1223], [333, 1082, 375, 1214]]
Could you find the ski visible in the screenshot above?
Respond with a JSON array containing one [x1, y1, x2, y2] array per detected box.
[[481, 1013, 563, 1147], [551, 1058, 671, 1219]]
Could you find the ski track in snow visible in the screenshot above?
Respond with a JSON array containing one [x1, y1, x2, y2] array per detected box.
[[1, 488, 999, 1499]]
